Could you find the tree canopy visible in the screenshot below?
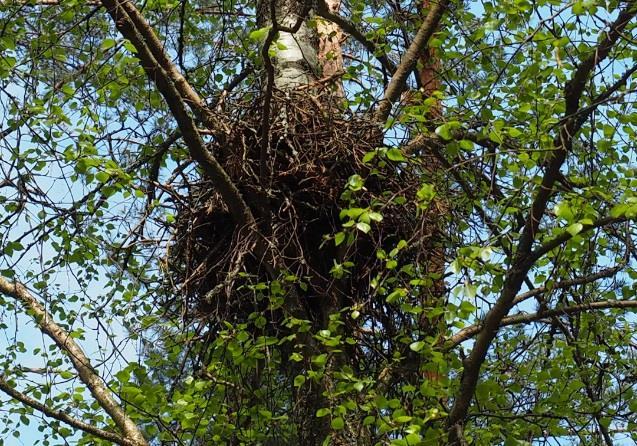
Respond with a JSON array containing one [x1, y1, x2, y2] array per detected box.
[[1, 0, 637, 445]]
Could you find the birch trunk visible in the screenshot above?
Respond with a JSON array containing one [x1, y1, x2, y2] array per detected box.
[[259, 0, 319, 90], [258, 0, 343, 446]]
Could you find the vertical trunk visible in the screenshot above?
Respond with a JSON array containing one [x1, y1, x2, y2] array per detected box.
[[257, 0, 445, 440], [417, 1, 442, 118], [260, 0, 319, 90], [260, 0, 344, 90], [317, 0, 344, 92], [416, 0, 447, 381], [257, 2, 340, 445]]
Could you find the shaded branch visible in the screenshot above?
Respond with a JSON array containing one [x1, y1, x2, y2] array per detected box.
[[101, 0, 255, 230], [0, 277, 148, 446], [113, 0, 228, 135]]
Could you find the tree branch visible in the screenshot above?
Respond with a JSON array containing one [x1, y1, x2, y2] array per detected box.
[[571, 62, 637, 133], [316, 0, 396, 75], [521, 6, 636, 262], [0, 277, 148, 446], [528, 215, 628, 264], [0, 374, 136, 446], [511, 264, 625, 306], [101, 0, 255, 230], [375, 0, 449, 122], [113, 0, 228, 135], [449, 298, 634, 347], [445, 4, 637, 443]]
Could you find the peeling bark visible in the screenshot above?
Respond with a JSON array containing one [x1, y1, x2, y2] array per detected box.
[[316, 0, 344, 92]]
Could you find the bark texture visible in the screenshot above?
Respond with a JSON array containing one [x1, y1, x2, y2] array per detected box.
[[260, 0, 319, 90], [317, 0, 344, 85]]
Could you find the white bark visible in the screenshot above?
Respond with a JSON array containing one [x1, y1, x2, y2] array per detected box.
[[275, 30, 317, 89], [264, 0, 319, 90]]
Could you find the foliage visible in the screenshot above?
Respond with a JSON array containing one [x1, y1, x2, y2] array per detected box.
[[0, 0, 637, 445]]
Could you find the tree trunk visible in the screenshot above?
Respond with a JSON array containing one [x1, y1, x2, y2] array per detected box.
[[317, 0, 344, 93], [259, 0, 319, 90], [257, 2, 344, 444], [417, 0, 446, 339]]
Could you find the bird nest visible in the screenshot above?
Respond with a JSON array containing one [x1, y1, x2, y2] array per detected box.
[[164, 90, 442, 328]]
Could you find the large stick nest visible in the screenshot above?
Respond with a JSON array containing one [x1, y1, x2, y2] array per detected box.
[[164, 90, 444, 328]]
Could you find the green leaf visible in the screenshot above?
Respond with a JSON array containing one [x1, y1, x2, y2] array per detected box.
[[100, 38, 117, 51], [566, 222, 583, 236], [554, 202, 575, 221], [331, 417, 344, 430], [356, 222, 371, 233], [417, 183, 436, 202], [386, 288, 406, 303], [459, 139, 474, 150], [95, 171, 110, 183], [394, 415, 412, 423], [611, 204, 629, 218], [572, 1, 585, 14], [508, 127, 522, 138], [249, 26, 271, 42], [347, 174, 365, 191], [386, 148, 406, 162], [463, 282, 477, 298], [435, 122, 461, 140], [362, 151, 376, 163]]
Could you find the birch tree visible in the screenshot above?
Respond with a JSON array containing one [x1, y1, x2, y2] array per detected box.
[[1, 0, 637, 445]]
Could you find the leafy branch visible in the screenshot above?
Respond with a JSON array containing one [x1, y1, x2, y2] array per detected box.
[[0, 277, 148, 446]]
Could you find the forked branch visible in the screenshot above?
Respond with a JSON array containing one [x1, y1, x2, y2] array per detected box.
[[101, 0, 255, 230], [445, 3, 637, 443], [375, 0, 449, 122], [0, 277, 148, 446]]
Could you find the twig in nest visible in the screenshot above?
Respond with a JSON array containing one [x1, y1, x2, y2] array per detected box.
[[295, 70, 345, 91]]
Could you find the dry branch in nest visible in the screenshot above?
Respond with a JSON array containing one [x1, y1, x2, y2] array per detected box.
[[164, 89, 447, 332]]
